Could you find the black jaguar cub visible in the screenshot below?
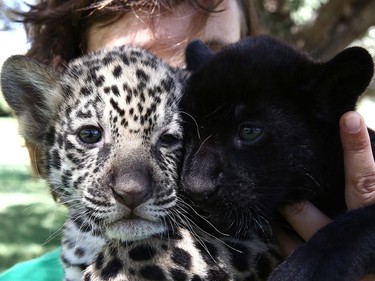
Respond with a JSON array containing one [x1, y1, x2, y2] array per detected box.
[[181, 36, 375, 280]]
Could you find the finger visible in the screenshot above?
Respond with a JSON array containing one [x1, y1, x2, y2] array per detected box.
[[279, 201, 332, 241], [340, 111, 375, 209], [272, 225, 303, 257]]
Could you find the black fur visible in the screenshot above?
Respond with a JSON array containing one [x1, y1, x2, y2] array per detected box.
[[181, 36, 375, 280]]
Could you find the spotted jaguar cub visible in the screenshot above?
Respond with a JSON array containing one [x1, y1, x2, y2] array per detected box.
[[1, 46, 183, 280], [1, 46, 279, 281]]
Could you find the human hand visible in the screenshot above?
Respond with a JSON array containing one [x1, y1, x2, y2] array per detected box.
[[271, 203, 375, 281], [277, 111, 375, 249], [340, 111, 375, 281], [274, 111, 375, 280], [275, 200, 332, 256]]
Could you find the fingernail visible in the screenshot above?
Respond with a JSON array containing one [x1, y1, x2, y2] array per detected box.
[[344, 114, 361, 134]]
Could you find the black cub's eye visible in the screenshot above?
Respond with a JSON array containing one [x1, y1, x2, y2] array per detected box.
[[78, 126, 102, 144], [158, 133, 180, 147], [239, 124, 263, 142]]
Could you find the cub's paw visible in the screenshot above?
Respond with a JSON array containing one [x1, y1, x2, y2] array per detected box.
[[268, 236, 363, 281], [270, 205, 375, 281], [268, 247, 341, 281]]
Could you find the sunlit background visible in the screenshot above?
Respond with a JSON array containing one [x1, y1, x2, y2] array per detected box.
[[0, 0, 67, 272]]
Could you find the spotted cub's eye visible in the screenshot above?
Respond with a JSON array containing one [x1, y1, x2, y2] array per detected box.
[[238, 124, 263, 143], [78, 126, 102, 144], [158, 133, 180, 147]]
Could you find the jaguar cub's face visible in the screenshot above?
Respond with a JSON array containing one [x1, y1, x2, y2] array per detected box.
[[181, 36, 374, 237], [1, 46, 183, 241]]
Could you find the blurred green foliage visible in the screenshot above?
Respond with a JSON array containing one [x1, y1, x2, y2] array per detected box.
[[0, 117, 67, 273], [0, 165, 67, 272]]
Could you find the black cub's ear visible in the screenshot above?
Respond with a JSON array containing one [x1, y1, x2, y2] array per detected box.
[[324, 47, 373, 96], [312, 47, 374, 121], [185, 40, 214, 72]]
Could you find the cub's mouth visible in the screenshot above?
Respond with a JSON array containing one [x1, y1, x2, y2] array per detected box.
[[107, 217, 166, 241]]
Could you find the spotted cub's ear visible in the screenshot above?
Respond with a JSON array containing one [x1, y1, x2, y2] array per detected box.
[[185, 40, 214, 72], [1, 55, 63, 143]]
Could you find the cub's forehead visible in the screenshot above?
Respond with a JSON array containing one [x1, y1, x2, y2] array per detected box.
[[57, 46, 182, 133], [63, 46, 179, 101]]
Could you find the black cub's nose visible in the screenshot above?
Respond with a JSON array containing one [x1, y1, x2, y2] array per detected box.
[[181, 145, 223, 202]]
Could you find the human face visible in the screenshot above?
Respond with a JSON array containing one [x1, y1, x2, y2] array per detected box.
[[86, 0, 243, 66]]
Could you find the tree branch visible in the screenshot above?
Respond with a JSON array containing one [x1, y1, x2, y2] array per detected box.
[[291, 0, 375, 59]]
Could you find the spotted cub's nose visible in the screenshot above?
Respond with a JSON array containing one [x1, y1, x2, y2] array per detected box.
[[111, 169, 152, 209], [112, 186, 150, 209]]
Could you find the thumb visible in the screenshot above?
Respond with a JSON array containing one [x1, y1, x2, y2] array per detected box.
[[340, 111, 375, 209]]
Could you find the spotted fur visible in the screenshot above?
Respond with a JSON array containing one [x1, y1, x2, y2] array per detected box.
[[1, 46, 279, 281], [83, 228, 280, 281], [1, 46, 183, 280]]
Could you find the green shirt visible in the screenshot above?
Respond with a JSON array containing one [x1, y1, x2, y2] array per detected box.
[[0, 248, 63, 281]]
